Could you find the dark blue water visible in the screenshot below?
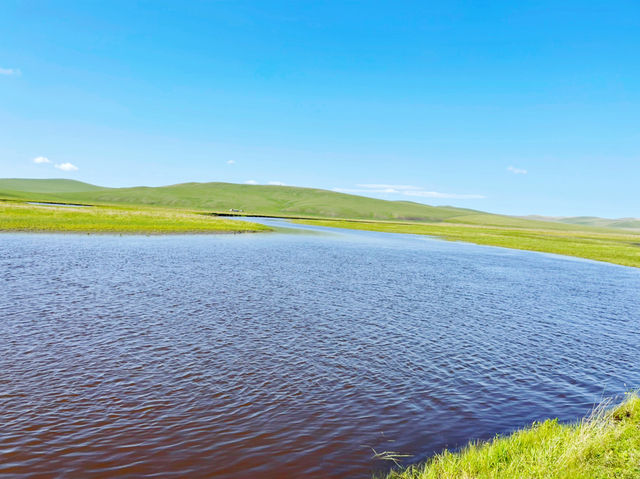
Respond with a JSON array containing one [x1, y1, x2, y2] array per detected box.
[[1, 223, 639, 478]]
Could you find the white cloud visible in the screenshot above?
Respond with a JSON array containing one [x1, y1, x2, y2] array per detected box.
[[267, 181, 286, 186], [507, 166, 527, 175], [226, 160, 235, 165], [0, 67, 20, 76], [357, 184, 421, 191], [244, 179, 258, 185], [334, 183, 485, 200], [33, 156, 51, 164], [54, 162, 79, 172], [403, 190, 485, 199]]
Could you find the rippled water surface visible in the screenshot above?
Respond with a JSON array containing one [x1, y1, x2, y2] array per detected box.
[[2, 222, 639, 478]]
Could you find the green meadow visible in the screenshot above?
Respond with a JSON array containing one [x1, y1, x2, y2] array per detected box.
[[0, 201, 269, 234], [295, 218, 640, 268], [1, 178, 639, 267], [382, 393, 640, 479], [0, 178, 495, 222]]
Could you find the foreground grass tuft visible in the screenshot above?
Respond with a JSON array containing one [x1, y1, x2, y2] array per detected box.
[[383, 393, 640, 479], [0, 201, 271, 234]]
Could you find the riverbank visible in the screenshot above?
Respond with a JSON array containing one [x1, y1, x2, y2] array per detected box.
[[295, 219, 640, 268], [383, 393, 640, 479], [0, 201, 271, 234], [3, 199, 639, 268]]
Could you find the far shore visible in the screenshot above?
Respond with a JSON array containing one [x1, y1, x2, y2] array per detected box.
[[2, 199, 639, 268], [0, 201, 271, 235], [294, 218, 640, 269]]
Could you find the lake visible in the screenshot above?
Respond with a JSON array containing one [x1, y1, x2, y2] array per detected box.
[[2, 220, 639, 478]]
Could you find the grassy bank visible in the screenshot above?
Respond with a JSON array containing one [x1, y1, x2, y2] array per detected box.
[[0, 201, 270, 234], [295, 219, 640, 268], [383, 393, 640, 479], [0, 178, 494, 222], [2, 179, 639, 267]]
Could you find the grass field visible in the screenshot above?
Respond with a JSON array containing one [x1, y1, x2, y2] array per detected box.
[[0, 201, 270, 234], [295, 219, 640, 268], [0, 178, 492, 222], [382, 393, 640, 479], [2, 179, 639, 267], [2, 179, 635, 233]]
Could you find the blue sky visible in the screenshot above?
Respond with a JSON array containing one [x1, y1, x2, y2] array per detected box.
[[1, 1, 638, 217]]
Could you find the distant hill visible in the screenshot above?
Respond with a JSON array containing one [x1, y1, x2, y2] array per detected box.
[[524, 215, 640, 230], [0, 178, 108, 193], [0, 178, 624, 231], [0, 178, 495, 223]]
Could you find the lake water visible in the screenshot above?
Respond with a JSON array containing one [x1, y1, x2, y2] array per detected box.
[[1, 221, 639, 478], [27, 202, 92, 207]]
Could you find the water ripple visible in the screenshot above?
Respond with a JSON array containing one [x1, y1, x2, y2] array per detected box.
[[1, 231, 639, 477]]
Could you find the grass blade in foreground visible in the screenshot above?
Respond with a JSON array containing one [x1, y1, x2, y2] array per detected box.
[[382, 393, 640, 479]]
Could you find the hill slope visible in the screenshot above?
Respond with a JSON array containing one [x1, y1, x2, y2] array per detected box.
[[0, 178, 108, 193], [524, 215, 640, 230], [0, 179, 504, 223], [3, 179, 638, 267], [0, 178, 630, 232]]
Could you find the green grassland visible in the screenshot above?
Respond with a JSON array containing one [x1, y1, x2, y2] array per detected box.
[[1, 179, 639, 267], [0, 201, 269, 234], [524, 214, 640, 230], [295, 218, 640, 268], [382, 393, 640, 479], [0, 179, 633, 232], [0, 178, 489, 222]]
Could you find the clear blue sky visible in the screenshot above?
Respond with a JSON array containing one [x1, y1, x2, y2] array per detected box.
[[1, 1, 638, 217]]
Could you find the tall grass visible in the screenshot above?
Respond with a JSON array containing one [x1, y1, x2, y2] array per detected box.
[[383, 393, 640, 479]]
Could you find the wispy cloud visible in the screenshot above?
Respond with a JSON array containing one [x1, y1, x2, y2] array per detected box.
[[357, 184, 421, 191], [244, 179, 258, 185], [33, 156, 51, 164], [507, 166, 527, 175], [334, 184, 484, 200], [403, 190, 485, 199], [54, 162, 79, 172], [226, 160, 235, 165], [0, 67, 21, 76], [267, 181, 286, 186]]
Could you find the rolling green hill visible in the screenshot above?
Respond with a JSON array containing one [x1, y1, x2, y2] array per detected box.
[[0, 178, 511, 224], [0, 178, 108, 193], [0, 178, 634, 233], [2, 178, 639, 267], [557, 216, 640, 230], [524, 215, 640, 230]]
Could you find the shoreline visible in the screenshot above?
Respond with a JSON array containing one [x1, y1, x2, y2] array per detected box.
[[294, 218, 640, 269], [0, 201, 272, 235], [2, 200, 639, 268], [381, 393, 640, 479]]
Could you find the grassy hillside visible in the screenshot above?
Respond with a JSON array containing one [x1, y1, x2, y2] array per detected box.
[[0, 179, 508, 223], [59, 182, 487, 222], [382, 393, 640, 479], [3, 179, 639, 266], [525, 215, 640, 230], [0, 178, 108, 193], [560, 216, 640, 230], [0, 179, 624, 231]]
